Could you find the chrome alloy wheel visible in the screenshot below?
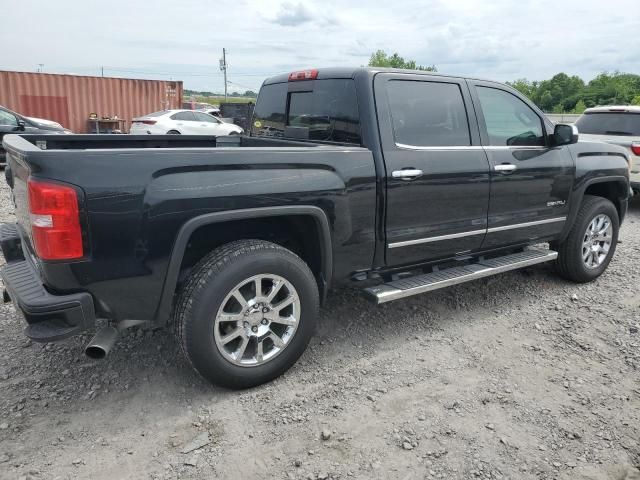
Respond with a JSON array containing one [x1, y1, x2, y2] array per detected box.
[[582, 214, 613, 269], [213, 274, 301, 367]]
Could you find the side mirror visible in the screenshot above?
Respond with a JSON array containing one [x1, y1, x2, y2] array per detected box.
[[553, 123, 578, 146], [16, 120, 26, 131]]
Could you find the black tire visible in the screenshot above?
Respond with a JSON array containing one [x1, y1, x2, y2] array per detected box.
[[174, 240, 319, 389], [167, 130, 181, 135], [553, 195, 619, 283]]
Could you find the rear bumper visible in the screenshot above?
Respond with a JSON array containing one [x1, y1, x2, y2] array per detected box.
[[0, 223, 96, 342]]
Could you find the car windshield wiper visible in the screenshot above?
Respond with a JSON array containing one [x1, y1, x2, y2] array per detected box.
[[604, 130, 634, 136]]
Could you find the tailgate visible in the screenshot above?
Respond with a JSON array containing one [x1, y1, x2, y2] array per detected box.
[[4, 138, 33, 245]]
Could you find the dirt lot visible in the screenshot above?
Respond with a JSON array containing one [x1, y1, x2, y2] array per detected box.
[[0, 177, 638, 480]]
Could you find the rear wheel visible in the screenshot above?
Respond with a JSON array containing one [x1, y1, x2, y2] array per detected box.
[[174, 240, 319, 389], [553, 195, 619, 283], [167, 130, 181, 135]]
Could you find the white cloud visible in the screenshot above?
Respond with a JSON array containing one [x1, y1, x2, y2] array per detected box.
[[0, 0, 638, 92], [270, 2, 315, 26]]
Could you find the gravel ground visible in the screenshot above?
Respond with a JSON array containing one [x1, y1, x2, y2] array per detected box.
[[0, 177, 638, 480]]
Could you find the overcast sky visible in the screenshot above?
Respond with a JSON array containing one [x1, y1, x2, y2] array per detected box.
[[2, 0, 638, 93]]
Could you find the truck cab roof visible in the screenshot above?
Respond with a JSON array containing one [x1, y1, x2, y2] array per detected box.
[[262, 66, 499, 86]]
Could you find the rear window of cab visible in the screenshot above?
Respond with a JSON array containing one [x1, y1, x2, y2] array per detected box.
[[251, 79, 361, 145]]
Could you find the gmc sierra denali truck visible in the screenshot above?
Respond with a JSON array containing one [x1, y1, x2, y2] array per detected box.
[[0, 68, 630, 389]]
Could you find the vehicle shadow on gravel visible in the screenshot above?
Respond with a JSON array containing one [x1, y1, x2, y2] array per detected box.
[[3, 262, 559, 402], [1, 261, 555, 392]]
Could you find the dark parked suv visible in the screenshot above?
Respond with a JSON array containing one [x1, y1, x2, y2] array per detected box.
[[0, 67, 631, 388], [0, 105, 70, 167]]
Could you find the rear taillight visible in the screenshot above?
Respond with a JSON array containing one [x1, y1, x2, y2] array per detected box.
[[28, 178, 83, 260], [631, 142, 640, 156], [288, 69, 318, 81], [134, 120, 156, 125]]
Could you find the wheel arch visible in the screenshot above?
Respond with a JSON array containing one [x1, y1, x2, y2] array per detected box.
[[560, 176, 629, 242], [155, 206, 332, 323]]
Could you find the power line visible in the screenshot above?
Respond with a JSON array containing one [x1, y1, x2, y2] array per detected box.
[[227, 79, 258, 92], [101, 66, 278, 77]]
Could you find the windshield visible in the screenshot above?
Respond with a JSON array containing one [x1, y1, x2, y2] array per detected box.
[[251, 79, 361, 144], [575, 112, 640, 136]]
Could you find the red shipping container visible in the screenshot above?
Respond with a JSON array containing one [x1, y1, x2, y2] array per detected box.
[[0, 70, 183, 133]]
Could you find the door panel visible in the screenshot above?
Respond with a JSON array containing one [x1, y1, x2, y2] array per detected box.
[[171, 111, 198, 134], [375, 74, 491, 267], [468, 81, 574, 249]]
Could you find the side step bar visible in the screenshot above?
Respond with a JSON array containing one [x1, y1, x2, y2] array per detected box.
[[364, 248, 558, 304]]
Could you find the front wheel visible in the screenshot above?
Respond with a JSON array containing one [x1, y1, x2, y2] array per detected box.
[[553, 195, 619, 283], [174, 240, 319, 389]]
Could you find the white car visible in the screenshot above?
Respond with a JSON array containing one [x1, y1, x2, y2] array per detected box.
[[130, 110, 243, 136]]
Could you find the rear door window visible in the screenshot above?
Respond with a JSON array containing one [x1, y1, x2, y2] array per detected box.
[[193, 112, 218, 123], [386, 80, 471, 147], [171, 111, 196, 121], [575, 113, 640, 136], [252, 79, 361, 144]]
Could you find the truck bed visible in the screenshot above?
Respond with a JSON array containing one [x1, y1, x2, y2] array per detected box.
[[2, 133, 377, 324]]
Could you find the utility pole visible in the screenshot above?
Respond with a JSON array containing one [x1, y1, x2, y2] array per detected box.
[[219, 48, 228, 102], [101, 66, 104, 77]]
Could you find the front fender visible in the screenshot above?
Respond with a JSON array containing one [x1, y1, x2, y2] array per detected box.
[[559, 142, 630, 241]]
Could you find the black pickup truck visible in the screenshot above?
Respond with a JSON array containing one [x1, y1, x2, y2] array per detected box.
[[0, 68, 631, 388]]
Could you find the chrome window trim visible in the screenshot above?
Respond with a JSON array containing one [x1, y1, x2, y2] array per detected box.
[[486, 216, 566, 233], [387, 217, 566, 248], [388, 229, 486, 249], [395, 142, 547, 151]]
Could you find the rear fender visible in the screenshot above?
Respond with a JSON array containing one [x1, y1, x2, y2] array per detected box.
[[154, 206, 332, 323]]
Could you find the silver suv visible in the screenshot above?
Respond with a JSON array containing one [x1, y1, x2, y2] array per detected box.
[[576, 106, 640, 194]]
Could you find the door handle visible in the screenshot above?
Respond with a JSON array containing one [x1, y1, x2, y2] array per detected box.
[[392, 169, 423, 181], [494, 163, 517, 173]]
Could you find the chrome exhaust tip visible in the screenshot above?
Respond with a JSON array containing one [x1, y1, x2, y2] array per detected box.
[[85, 325, 119, 359]]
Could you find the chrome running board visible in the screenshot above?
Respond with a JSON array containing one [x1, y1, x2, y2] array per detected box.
[[364, 248, 558, 304]]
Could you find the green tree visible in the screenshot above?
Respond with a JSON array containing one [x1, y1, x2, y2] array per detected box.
[[572, 99, 587, 114], [529, 73, 585, 112], [507, 79, 536, 98], [582, 72, 640, 107], [368, 50, 437, 72], [631, 95, 640, 106]]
